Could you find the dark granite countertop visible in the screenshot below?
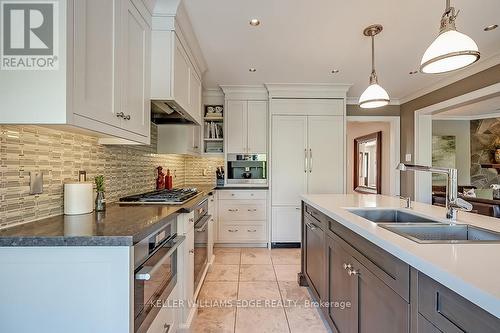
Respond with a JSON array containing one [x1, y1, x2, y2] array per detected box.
[[0, 185, 216, 247]]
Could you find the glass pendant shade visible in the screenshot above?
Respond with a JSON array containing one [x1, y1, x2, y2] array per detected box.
[[420, 30, 480, 73], [359, 83, 390, 109]]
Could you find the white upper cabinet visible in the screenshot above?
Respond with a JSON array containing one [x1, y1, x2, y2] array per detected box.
[[73, 0, 121, 128], [0, 0, 152, 144], [120, 0, 151, 137], [247, 101, 268, 153], [226, 100, 248, 153], [150, 32, 203, 125], [172, 37, 191, 112], [225, 100, 268, 154]]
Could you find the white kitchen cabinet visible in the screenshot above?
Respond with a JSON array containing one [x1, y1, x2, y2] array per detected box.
[[271, 116, 308, 205], [121, 0, 151, 137], [0, 0, 151, 144], [247, 101, 268, 153], [225, 100, 268, 154], [150, 32, 202, 125], [270, 99, 345, 244], [217, 190, 268, 243], [226, 100, 248, 153], [307, 116, 344, 194], [73, 0, 121, 129], [272, 207, 302, 243], [177, 211, 195, 327]]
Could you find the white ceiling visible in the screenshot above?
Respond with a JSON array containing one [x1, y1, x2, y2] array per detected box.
[[182, 0, 500, 100]]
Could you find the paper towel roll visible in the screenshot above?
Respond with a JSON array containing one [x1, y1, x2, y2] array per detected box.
[[64, 182, 94, 215]]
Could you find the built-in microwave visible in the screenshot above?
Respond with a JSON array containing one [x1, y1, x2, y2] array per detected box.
[[226, 154, 267, 184]]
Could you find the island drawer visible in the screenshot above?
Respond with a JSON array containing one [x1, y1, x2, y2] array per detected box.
[[304, 204, 330, 228], [418, 273, 500, 333]]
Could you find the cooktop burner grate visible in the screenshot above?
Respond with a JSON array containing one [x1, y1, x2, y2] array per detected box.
[[119, 188, 199, 204]]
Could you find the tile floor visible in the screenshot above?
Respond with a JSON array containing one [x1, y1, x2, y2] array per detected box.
[[189, 248, 330, 333]]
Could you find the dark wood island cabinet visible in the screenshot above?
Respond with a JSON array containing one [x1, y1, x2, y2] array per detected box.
[[300, 202, 500, 333]]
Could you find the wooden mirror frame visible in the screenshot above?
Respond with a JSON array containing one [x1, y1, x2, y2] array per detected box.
[[354, 131, 382, 194]]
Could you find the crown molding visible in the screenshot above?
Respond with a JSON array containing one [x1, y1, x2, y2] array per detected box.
[[346, 97, 401, 105], [220, 85, 268, 100], [265, 83, 352, 99], [432, 112, 500, 121], [400, 52, 500, 105], [203, 88, 224, 98]]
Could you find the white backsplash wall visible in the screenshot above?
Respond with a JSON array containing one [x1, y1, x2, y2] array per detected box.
[[0, 124, 223, 227]]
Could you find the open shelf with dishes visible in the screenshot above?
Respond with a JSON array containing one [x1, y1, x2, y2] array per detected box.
[[203, 105, 224, 154]]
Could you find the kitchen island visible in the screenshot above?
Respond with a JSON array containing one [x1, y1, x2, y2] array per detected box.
[[300, 194, 500, 333]]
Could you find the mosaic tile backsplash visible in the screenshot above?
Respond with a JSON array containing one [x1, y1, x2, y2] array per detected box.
[[0, 124, 223, 227]]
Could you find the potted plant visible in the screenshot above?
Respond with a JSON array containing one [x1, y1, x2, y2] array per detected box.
[[94, 175, 106, 211]]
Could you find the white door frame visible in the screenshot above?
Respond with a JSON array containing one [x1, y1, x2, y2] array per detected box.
[[413, 82, 500, 203], [346, 116, 400, 196]]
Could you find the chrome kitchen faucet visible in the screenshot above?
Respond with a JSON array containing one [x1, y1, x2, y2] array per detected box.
[[396, 163, 472, 221]]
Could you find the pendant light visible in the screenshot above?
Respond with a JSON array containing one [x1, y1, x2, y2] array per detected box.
[[420, 0, 480, 74], [359, 24, 390, 109]]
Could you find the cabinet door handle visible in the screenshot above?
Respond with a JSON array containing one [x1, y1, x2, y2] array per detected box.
[[189, 249, 194, 254], [304, 149, 308, 173], [124, 114, 131, 120], [305, 221, 317, 231], [116, 112, 125, 118], [309, 148, 313, 173], [343, 263, 352, 270], [247, 208, 257, 212], [228, 229, 238, 232], [247, 229, 257, 232], [228, 209, 239, 212], [347, 268, 359, 276]]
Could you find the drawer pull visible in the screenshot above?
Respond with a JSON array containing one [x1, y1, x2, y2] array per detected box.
[[231, 194, 235, 196], [247, 209, 257, 212], [228, 209, 239, 212], [343, 263, 352, 270], [305, 222, 317, 231], [247, 229, 257, 232], [228, 229, 238, 232]]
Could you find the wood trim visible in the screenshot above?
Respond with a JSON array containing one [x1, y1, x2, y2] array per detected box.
[[353, 131, 382, 194]]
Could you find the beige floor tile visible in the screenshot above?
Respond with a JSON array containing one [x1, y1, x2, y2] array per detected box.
[[274, 265, 301, 282], [239, 264, 276, 282], [241, 249, 272, 265], [198, 282, 238, 302], [271, 249, 301, 265], [190, 307, 236, 333], [238, 281, 281, 301], [214, 252, 241, 265], [235, 307, 289, 333], [278, 281, 312, 305], [214, 247, 242, 254], [206, 265, 240, 282], [286, 306, 329, 333]]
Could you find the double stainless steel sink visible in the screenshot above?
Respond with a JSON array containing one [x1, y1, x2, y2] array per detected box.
[[348, 209, 500, 244]]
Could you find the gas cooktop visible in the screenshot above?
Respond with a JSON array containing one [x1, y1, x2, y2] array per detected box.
[[119, 188, 200, 205]]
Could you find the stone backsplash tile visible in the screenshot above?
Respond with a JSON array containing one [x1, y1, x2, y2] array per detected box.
[[0, 124, 223, 227]]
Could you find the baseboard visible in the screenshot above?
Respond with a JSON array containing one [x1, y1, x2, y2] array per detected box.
[[271, 242, 301, 248], [214, 243, 268, 248]]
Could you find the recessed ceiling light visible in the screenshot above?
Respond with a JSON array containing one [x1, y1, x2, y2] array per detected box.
[[249, 19, 260, 26], [331, 69, 340, 74], [249, 68, 257, 72], [484, 24, 498, 31], [409, 70, 418, 75]]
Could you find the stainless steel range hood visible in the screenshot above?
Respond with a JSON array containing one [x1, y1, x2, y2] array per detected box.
[[151, 100, 196, 125]]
